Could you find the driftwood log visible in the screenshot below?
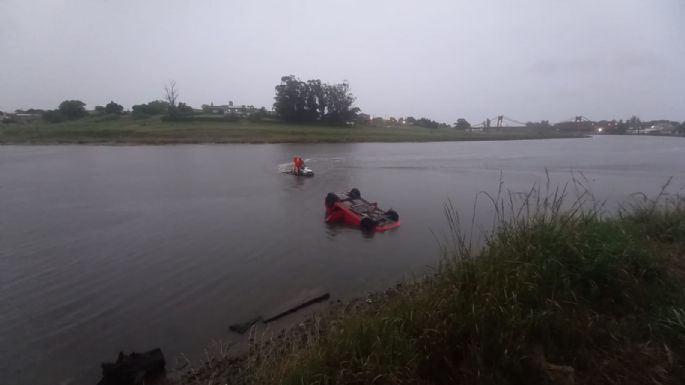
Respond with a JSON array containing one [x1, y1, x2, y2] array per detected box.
[[263, 289, 330, 323], [228, 290, 331, 334]]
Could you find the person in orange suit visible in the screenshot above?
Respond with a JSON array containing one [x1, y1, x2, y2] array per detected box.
[[293, 156, 304, 174]]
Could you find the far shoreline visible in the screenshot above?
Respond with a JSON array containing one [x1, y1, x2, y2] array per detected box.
[[0, 135, 590, 146], [0, 117, 589, 145]]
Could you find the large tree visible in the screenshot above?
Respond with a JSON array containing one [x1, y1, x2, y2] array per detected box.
[[273, 75, 360, 125], [274, 75, 309, 122], [308, 79, 327, 119], [454, 118, 471, 130], [58, 100, 86, 119], [164, 80, 178, 107], [164, 80, 179, 117], [105, 101, 124, 114], [322, 81, 360, 124]]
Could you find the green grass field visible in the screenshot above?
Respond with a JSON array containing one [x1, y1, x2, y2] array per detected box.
[[0, 115, 582, 144]]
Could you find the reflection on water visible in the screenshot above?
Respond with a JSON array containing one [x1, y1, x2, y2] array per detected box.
[[1, 136, 683, 385]]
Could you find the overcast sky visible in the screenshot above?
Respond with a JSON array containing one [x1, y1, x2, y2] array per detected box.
[[1, 0, 683, 123]]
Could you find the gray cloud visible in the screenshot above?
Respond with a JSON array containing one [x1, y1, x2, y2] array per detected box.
[[1, 0, 683, 123]]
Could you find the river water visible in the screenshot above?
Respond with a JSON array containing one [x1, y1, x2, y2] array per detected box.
[[1, 136, 683, 385]]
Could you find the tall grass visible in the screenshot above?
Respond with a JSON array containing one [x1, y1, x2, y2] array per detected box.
[[181, 178, 685, 385]]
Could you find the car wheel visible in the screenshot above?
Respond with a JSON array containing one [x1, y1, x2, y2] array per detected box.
[[360, 216, 376, 232]]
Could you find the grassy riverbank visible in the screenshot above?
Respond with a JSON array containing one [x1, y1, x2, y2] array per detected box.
[[180, 185, 685, 385], [0, 115, 582, 144]]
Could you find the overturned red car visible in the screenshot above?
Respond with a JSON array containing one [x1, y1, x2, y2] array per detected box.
[[324, 188, 400, 232]]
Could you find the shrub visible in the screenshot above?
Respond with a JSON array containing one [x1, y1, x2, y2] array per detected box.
[[42, 110, 66, 123]]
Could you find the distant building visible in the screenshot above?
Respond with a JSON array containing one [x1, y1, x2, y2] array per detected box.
[[3, 112, 40, 123], [355, 113, 371, 125], [202, 103, 227, 114], [643, 120, 677, 134], [201, 101, 258, 117], [554, 121, 595, 132]]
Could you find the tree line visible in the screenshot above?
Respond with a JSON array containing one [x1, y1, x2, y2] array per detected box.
[[22, 77, 362, 125], [359, 116, 471, 130], [6, 76, 472, 129]]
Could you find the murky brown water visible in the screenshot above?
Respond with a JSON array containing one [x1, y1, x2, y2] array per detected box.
[[1, 136, 683, 385]]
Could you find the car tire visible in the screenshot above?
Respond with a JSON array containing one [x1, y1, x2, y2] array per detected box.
[[360, 216, 376, 232]]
